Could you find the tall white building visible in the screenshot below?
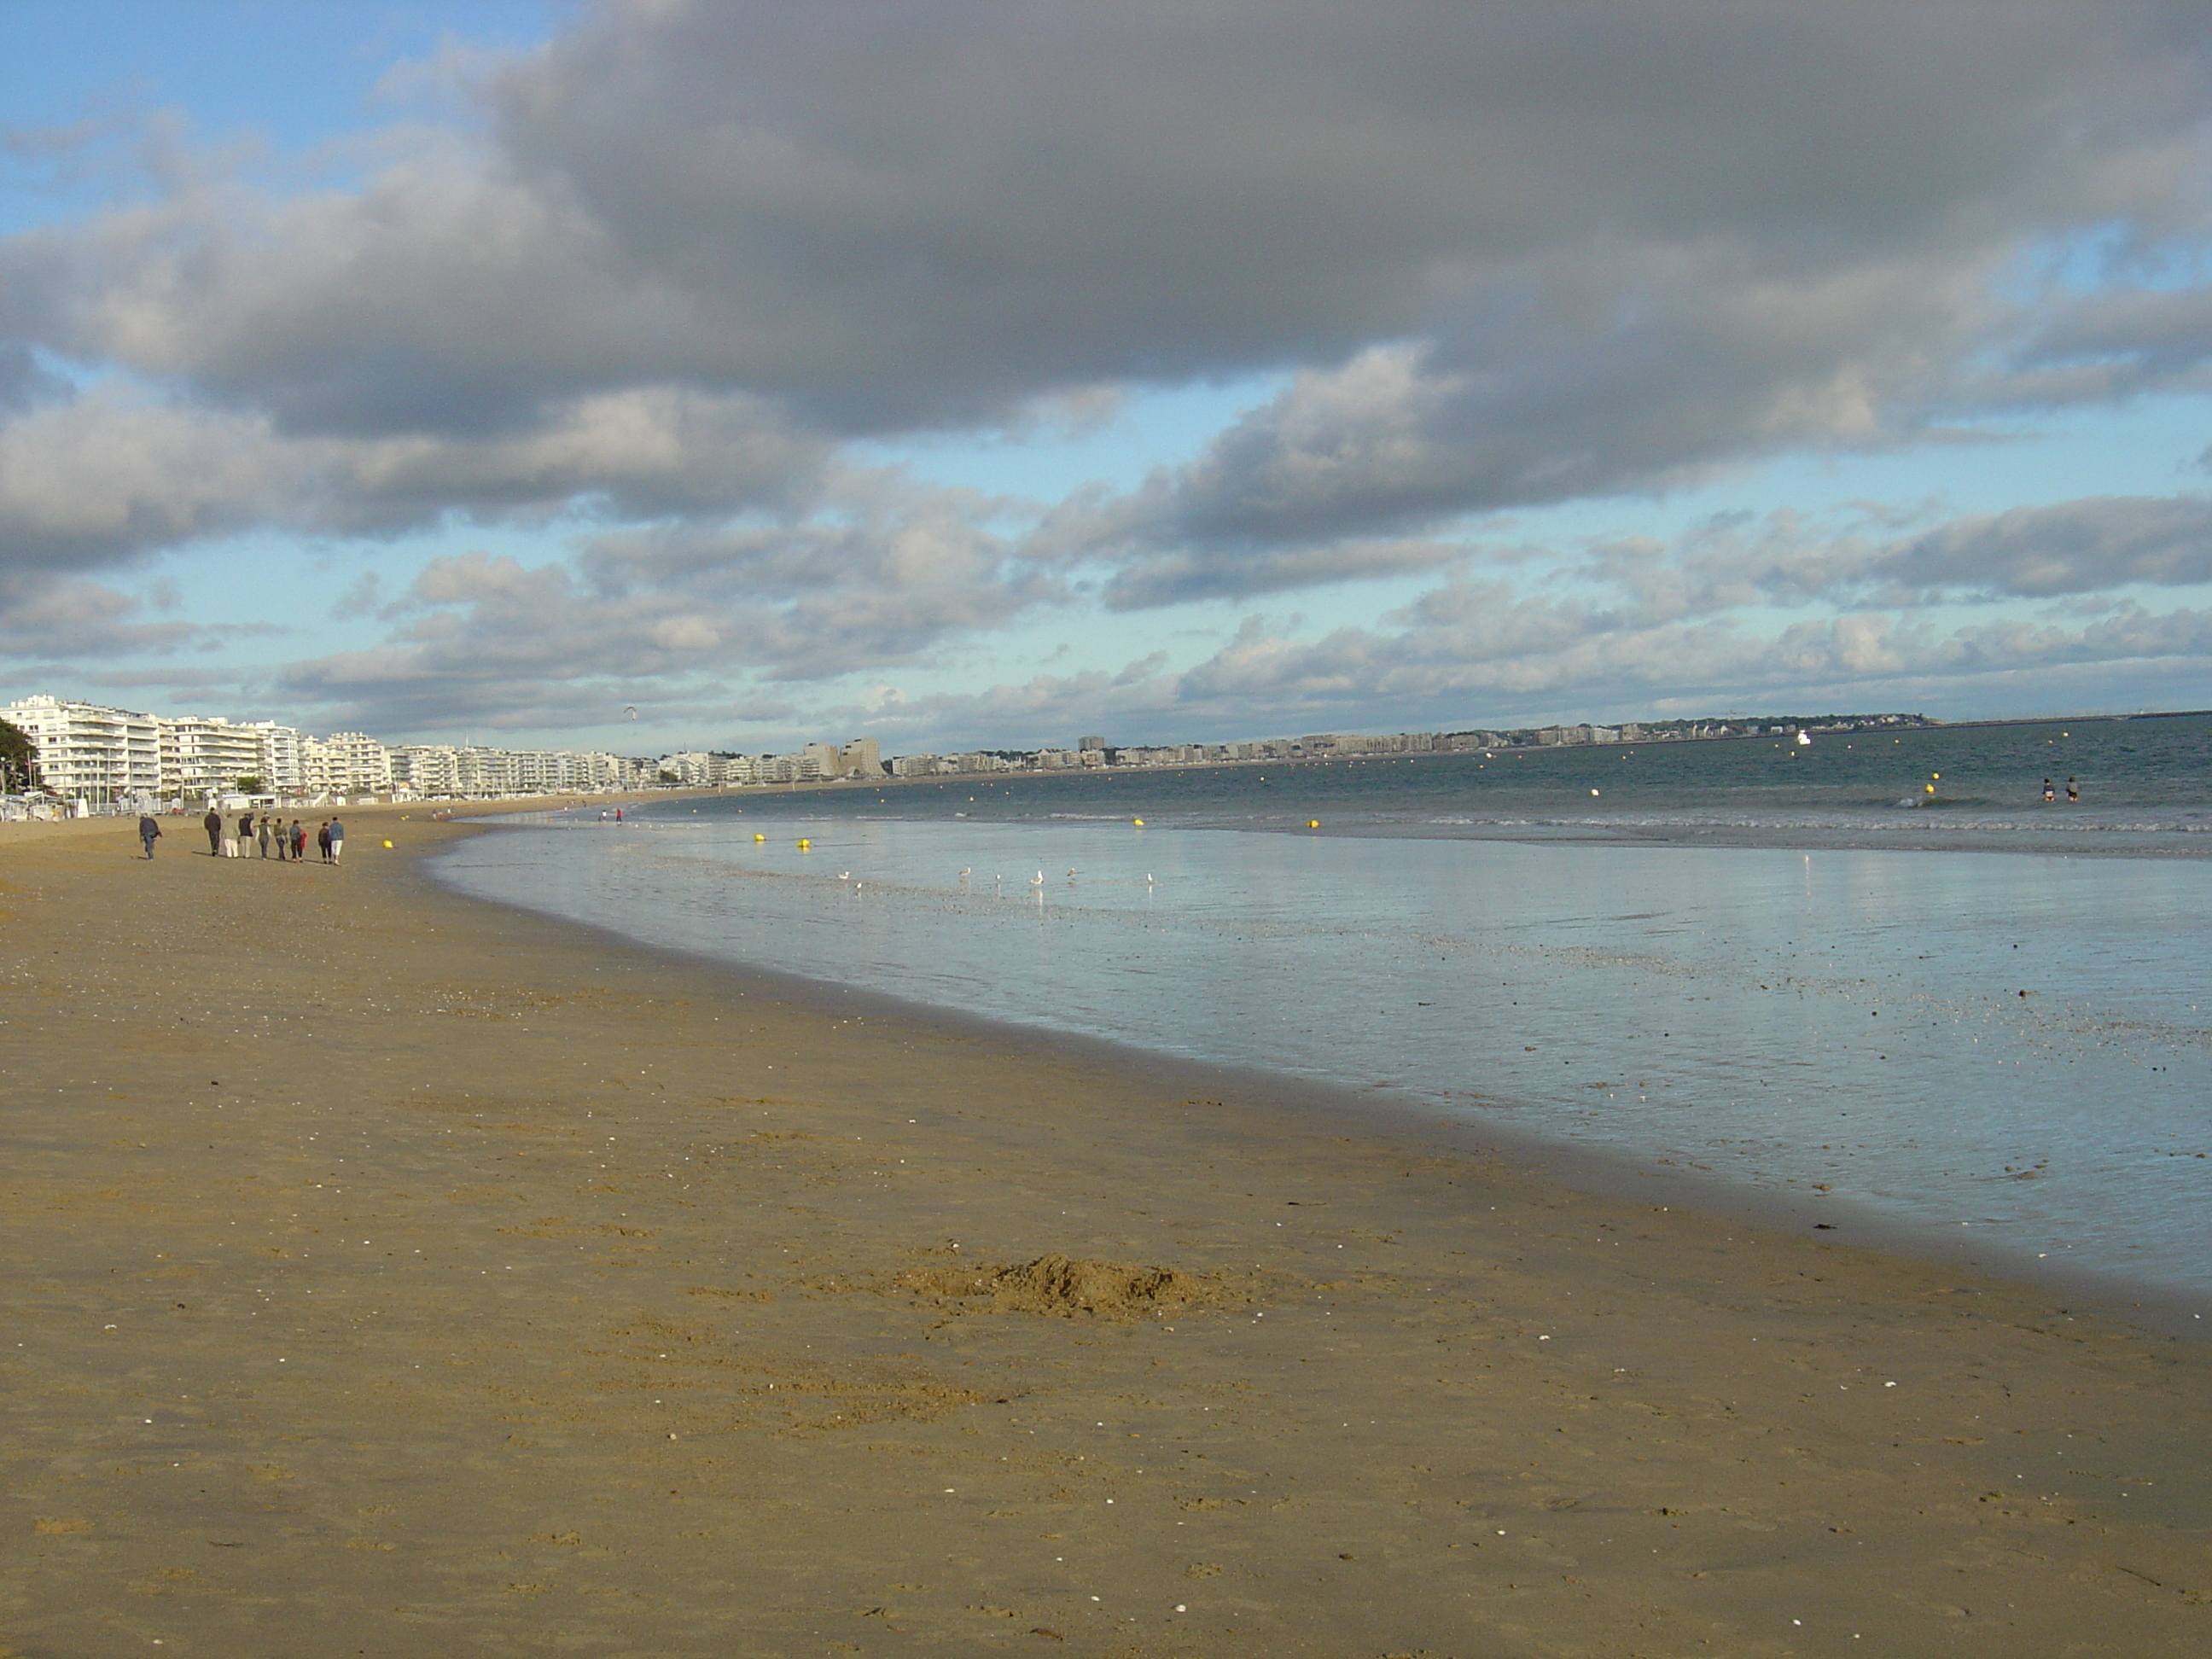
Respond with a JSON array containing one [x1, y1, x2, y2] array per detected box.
[[243, 721, 304, 794], [157, 716, 266, 796], [3, 695, 161, 800], [322, 731, 394, 795], [390, 744, 461, 796], [659, 751, 715, 786]]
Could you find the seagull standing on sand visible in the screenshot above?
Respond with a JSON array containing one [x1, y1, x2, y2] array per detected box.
[[1031, 870, 1045, 887]]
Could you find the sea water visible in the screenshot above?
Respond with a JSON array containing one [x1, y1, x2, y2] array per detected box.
[[434, 715, 2211, 1305]]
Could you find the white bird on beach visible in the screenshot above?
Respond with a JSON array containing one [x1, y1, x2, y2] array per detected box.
[[1030, 870, 1045, 886], [958, 867, 971, 880], [838, 870, 851, 880]]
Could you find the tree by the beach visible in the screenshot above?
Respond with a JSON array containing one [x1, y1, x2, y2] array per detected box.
[[235, 776, 266, 795], [0, 719, 39, 793]]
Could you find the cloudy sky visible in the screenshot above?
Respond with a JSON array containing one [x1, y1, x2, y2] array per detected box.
[[5, 0, 2212, 754]]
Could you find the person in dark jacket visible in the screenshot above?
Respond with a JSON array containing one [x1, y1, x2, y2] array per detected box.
[[139, 815, 161, 859], [291, 819, 307, 860], [317, 821, 333, 863], [257, 814, 272, 858], [202, 806, 223, 855]]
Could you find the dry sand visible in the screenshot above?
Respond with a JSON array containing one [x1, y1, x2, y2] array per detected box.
[[2, 810, 2207, 1657]]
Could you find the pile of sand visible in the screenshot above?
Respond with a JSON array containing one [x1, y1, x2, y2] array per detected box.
[[894, 1252, 1224, 1319]]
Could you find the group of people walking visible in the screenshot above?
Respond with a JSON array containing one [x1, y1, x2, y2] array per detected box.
[[137, 809, 345, 861]]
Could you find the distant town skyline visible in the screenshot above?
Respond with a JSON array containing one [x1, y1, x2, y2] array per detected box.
[[5, 3, 2212, 754], [0, 682, 1971, 806]]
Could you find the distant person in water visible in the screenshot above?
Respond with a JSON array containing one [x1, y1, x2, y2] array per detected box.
[[139, 814, 161, 859], [2067, 777, 2079, 803], [2042, 777, 2055, 803]]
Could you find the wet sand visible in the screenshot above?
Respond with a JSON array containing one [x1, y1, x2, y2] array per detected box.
[[2, 810, 2207, 1657]]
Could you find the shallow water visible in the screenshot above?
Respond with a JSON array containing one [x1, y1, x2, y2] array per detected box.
[[438, 805, 2212, 1307], [686, 711, 2212, 853]]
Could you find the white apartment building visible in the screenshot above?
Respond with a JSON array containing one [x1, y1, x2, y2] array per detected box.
[[157, 716, 266, 795], [390, 744, 461, 796], [387, 742, 639, 797], [300, 731, 393, 795], [322, 731, 394, 795], [243, 721, 304, 794], [3, 695, 162, 800]]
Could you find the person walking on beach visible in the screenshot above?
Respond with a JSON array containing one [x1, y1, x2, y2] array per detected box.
[[328, 816, 345, 862], [138, 814, 160, 859], [291, 819, 307, 861], [257, 814, 272, 858], [317, 820, 333, 863], [202, 806, 223, 855]]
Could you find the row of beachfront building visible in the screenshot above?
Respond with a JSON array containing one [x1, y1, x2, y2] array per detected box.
[[4, 691, 1936, 807]]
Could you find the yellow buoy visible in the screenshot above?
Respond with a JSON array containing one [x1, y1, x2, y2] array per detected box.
[[381, 839, 393, 848], [754, 831, 765, 842], [797, 837, 811, 849], [1307, 819, 1320, 829], [1132, 818, 1144, 827]]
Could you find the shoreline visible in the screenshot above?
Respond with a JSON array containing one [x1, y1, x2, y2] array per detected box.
[[433, 818, 2212, 1338], [4, 807, 2209, 1655]]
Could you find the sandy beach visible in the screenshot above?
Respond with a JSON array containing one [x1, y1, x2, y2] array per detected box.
[[3, 811, 2208, 1658]]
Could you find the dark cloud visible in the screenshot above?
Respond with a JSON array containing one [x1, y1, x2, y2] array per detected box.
[[15, 1, 2208, 444], [7, 0, 2212, 731], [1869, 495, 2212, 598], [0, 571, 202, 660], [0, 384, 830, 576], [1621, 494, 2212, 611]]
